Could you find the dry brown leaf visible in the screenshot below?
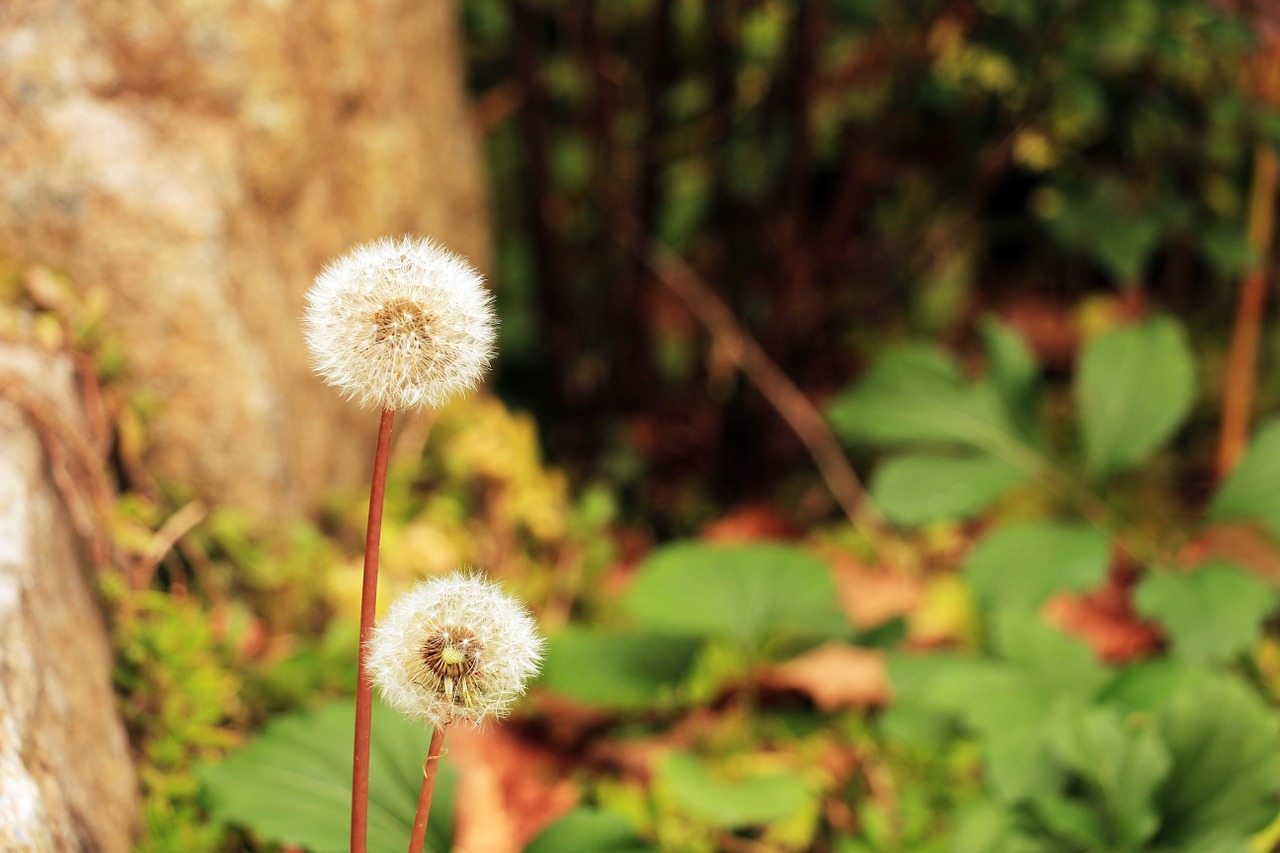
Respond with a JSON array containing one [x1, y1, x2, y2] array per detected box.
[[449, 725, 579, 853], [701, 504, 799, 542], [830, 557, 923, 630], [1043, 568, 1163, 664], [1182, 522, 1280, 581], [758, 643, 889, 710]]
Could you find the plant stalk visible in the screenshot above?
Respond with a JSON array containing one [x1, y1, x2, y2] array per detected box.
[[1217, 142, 1277, 479], [352, 407, 395, 853], [407, 725, 449, 853]]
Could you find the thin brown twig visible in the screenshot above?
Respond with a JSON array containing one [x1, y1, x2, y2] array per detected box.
[[406, 725, 449, 853], [639, 241, 886, 545], [133, 499, 208, 589], [352, 407, 395, 853]]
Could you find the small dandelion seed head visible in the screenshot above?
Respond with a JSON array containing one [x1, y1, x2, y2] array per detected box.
[[303, 235, 497, 411], [368, 571, 545, 727]]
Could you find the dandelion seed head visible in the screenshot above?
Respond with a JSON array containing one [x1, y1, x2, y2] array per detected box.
[[303, 235, 496, 411], [368, 571, 544, 726]]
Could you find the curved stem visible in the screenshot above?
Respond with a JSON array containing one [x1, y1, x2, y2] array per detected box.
[[407, 725, 449, 853], [352, 407, 395, 853], [642, 241, 887, 545]]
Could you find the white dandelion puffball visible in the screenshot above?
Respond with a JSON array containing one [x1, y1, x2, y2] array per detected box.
[[303, 235, 497, 411], [368, 572, 545, 726]]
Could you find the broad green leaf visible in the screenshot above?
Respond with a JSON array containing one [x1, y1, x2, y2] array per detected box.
[[1208, 420, 1280, 537], [658, 752, 810, 828], [624, 542, 849, 656], [1075, 316, 1195, 479], [1100, 659, 1205, 713], [1154, 837, 1252, 853], [537, 630, 701, 709], [980, 318, 1041, 440], [965, 522, 1110, 611], [1044, 705, 1169, 849], [990, 612, 1108, 702], [524, 809, 655, 853], [953, 803, 1054, 853], [1029, 792, 1108, 850], [1135, 563, 1277, 664], [827, 345, 1023, 454], [1153, 674, 1280, 847], [198, 699, 455, 853], [870, 453, 1027, 526], [887, 652, 1061, 801]]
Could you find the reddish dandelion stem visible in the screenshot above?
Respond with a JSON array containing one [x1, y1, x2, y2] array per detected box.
[[352, 407, 395, 853], [407, 726, 449, 853]]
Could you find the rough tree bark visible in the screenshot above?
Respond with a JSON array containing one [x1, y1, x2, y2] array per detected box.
[[0, 343, 136, 853]]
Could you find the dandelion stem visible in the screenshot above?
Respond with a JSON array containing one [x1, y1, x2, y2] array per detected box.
[[352, 407, 395, 853], [407, 725, 448, 853]]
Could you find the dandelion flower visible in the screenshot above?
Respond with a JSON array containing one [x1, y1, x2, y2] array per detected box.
[[303, 235, 497, 411], [369, 572, 544, 726]]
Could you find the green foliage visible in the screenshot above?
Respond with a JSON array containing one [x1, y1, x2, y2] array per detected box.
[[827, 344, 1025, 453], [889, 638, 1280, 852], [870, 454, 1026, 526], [107, 581, 244, 853], [538, 630, 702, 709], [827, 332, 1038, 526], [525, 810, 656, 853], [965, 523, 1110, 611], [1207, 420, 1280, 537], [538, 542, 850, 711], [624, 542, 851, 657], [198, 700, 457, 853], [830, 313, 1205, 530], [657, 752, 812, 829], [1136, 563, 1279, 665], [1075, 317, 1196, 480]]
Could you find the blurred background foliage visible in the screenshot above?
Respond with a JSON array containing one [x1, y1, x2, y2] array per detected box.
[[67, 0, 1280, 850], [469, 0, 1279, 531]]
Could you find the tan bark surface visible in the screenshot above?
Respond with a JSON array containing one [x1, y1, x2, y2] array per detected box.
[[0, 343, 136, 853], [0, 0, 491, 516]]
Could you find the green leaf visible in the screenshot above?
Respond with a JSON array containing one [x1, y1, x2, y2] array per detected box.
[[1153, 674, 1280, 847], [827, 345, 1023, 454], [1043, 705, 1170, 849], [953, 803, 1054, 853], [1207, 420, 1280, 537], [624, 542, 849, 656], [198, 699, 455, 853], [524, 809, 655, 853], [980, 318, 1041, 440], [870, 453, 1027, 526], [1038, 179, 1170, 282], [1100, 660, 1206, 715], [1028, 792, 1108, 850], [1075, 316, 1196, 479], [658, 753, 810, 828], [1135, 563, 1278, 664], [990, 612, 1108, 702], [887, 616, 1107, 803], [965, 522, 1110, 611], [537, 630, 701, 709]]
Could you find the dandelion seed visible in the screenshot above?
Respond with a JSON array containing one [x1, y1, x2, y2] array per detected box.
[[303, 235, 496, 412], [369, 572, 544, 726]]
